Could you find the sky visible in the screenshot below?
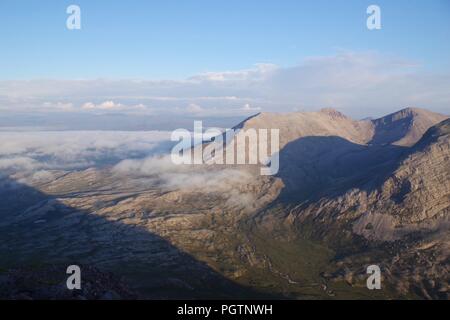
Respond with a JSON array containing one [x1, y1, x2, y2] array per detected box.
[[0, 0, 449, 120]]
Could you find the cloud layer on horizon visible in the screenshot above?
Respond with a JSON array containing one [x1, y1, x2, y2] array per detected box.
[[0, 131, 173, 178], [0, 52, 449, 119]]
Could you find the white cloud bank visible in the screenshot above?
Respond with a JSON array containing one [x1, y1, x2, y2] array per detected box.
[[113, 155, 259, 209], [113, 155, 253, 191], [0, 131, 173, 176], [1, 52, 449, 119]]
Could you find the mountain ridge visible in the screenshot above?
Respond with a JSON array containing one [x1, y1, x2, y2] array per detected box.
[[236, 107, 448, 147]]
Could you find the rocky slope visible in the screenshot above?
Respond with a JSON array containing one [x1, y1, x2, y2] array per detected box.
[[0, 265, 138, 300], [272, 118, 450, 299]]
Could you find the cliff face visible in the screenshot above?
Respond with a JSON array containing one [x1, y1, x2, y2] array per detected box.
[[296, 118, 450, 240], [370, 107, 449, 146]]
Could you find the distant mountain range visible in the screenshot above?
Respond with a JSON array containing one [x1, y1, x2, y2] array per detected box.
[[0, 107, 448, 299]]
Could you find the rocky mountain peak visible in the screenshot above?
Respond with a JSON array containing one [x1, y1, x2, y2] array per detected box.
[[370, 107, 448, 146], [319, 108, 348, 119]]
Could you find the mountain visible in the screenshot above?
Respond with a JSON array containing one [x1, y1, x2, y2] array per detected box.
[[276, 117, 450, 298], [235, 107, 447, 148], [230, 107, 448, 201], [370, 107, 448, 146], [0, 108, 448, 299], [235, 108, 373, 148]]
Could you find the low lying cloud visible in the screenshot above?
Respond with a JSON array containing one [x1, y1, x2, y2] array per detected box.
[[113, 155, 258, 208], [0, 131, 268, 210], [1, 52, 449, 119], [114, 155, 252, 190], [0, 131, 173, 176], [0, 130, 252, 191]]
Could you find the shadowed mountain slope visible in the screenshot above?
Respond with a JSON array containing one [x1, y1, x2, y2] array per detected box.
[[370, 107, 448, 146], [0, 177, 276, 299]]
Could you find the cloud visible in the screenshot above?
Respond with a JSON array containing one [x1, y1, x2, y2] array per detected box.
[[0, 52, 449, 118], [0, 131, 173, 176], [186, 103, 204, 114], [81, 100, 148, 112], [42, 102, 75, 111], [0, 130, 265, 210], [82, 101, 118, 110], [189, 63, 278, 82], [242, 103, 261, 112], [184, 102, 261, 117], [113, 155, 258, 209], [0, 157, 39, 172]]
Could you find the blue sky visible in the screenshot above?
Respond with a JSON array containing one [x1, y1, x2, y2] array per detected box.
[[0, 0, 449, 119], [1, 0, 449, 79]]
